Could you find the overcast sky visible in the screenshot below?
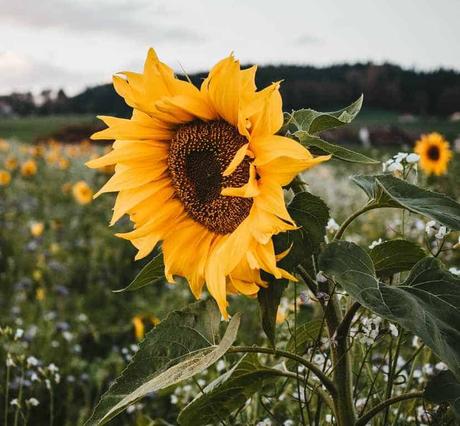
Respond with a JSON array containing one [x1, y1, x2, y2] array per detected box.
[[1, 0, 459, 96]]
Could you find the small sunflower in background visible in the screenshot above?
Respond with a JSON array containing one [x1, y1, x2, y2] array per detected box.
[[414, 132, 452, 176], [21, 159, 38, 177], [4, 156, 18, 171], [87, 48, 330, 318], [72, 180, 93, 205], [30, 221, 45, 237], [0, 170, 11, 186]]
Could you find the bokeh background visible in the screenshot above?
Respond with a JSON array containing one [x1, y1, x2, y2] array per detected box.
[[1, 1, 459, 425]]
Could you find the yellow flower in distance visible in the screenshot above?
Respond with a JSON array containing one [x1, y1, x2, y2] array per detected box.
[[5, 156, 18, 171], [21, 159, 38, 177], [0, 139, 9, 152], [0, 170, 11, 186], [72, 181, 93, 205], [87, 49, 330, 318], [414, 132, 452, 176], [30, 221, 44, 237], [132, 315, 145, 341]]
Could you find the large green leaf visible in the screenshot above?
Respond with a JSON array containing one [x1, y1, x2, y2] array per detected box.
[[257, 278, 287, 348], [282, 96, 377, 164], [294, 134, 378, 164], [86, 300, 240, 425], [319, 241, 460, 380], [283, 95, 363, 135], [275, 191, 329, 271], [424, 370, 460, 418], [178, 354, 284, 425], [114, 252, 164, 293], [369, 240, 426, 277], [352, 174, 460, 230]]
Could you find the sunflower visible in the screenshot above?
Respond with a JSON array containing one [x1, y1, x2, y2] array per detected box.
[[4, 156, 18, 171], [87, 49, 330, 317], [414, 132, 452, 176], [0, 170, 11, 186], [21, 159, 38, 177], [72, 181, 93, 205]]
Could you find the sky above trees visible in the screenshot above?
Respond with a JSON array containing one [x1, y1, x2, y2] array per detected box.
[[1, 0, 459, 95]]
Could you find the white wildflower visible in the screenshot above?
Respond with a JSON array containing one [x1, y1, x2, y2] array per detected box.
[[449, 267, 460, 276], [47, 363, 59, 374], [434, 225, 448, 240], [170, 394, 178, 404], [284, 420, 295, 426], [435, 362, 447, 371], [27, 356, 39, 368], [316, 271, 328, 283], [14, 328, 24, 340], [369, 238, 383, 249], [216, 359, 226, 372], [387, 162, 403, 173], [394, 152, 408, 163], [6, 353, 15, 368], [388, 323, 399, 337], [10, 399, 20, 407], [425, 220, 437, 237], [326, 218, 340, 232], [26, 398, 39, 407], [406, 153, 420, 163]]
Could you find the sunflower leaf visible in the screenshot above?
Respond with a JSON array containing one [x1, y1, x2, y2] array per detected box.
[[283, 95, 363, 135], [424, 370, 460, 419], [294, 133, 378, 164], [113, 252, 164, 293], [257, 278, 287, 348], [85, 299, 240, 425], [274, 191, 329, 271], [369, 239, 426, 277], [319, 241, 460, 380], [178, 354, 283, 426], [352, 174, 460, 230]]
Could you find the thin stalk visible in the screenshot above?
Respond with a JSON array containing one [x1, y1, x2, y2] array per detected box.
[[13, 366, 24, 426], [294, 285, 308, 426], [4, 362, 10, 426], [383, 329, 403, 425], [49, 384, 54, 426], [334, 203, 377, 241], [227, 346, 336, 397], [355, 391, 424, 426]]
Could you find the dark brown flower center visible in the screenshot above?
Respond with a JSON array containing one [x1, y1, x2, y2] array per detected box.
[[168, 120, 253, 234], [427, 145, 440, 161]]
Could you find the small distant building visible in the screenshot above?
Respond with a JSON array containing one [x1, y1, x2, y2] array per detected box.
[[449, 112, 460, 122], [0, 100, 13, 117]]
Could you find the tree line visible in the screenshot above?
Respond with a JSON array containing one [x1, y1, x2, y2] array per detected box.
[[1, 62, 459, 117]]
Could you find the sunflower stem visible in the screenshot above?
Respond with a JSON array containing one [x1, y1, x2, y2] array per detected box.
[[333, 202, 377, 240]]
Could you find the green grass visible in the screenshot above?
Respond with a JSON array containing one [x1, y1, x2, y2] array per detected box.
[[353, 108, 459, 139], [0, 114, 96, 143]]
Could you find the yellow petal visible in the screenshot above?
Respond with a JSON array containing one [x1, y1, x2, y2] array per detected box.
[[252, 135, 311, 166], [223, 143, 249, 176], [221, 163, 259, 197]]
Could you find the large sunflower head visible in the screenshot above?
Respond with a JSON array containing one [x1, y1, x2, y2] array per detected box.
[[87, 49, 330, 317], [414, 132, 452, 176]]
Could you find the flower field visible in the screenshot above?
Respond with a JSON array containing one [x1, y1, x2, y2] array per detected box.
[[1, 128, 459, 425]]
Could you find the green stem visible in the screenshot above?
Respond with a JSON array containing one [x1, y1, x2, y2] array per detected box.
[[334, 203, 377, 241], [383, 328, 403, 425], [13, 367, 24, 426], [324, 285, 356, 426], [355, 391, 424, 426], [227, 346, 337, 397], [4, 362, 10, 426]]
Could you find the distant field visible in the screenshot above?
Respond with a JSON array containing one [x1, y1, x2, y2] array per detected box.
[[0, 109, 458, 143], [0, 114, 96, 142]]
